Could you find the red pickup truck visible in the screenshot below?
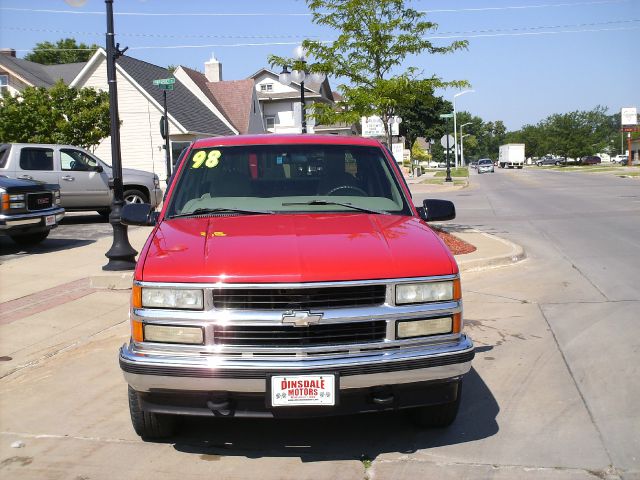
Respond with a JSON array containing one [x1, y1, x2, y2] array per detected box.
[[119, 135, 474, 438]]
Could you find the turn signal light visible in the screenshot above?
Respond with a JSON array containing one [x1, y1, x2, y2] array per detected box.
[[452, 312, 462, 333], [131, 284, 142, 308], [131, 320, 144, 343]]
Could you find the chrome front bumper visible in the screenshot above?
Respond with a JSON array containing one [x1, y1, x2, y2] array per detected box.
[[120, 334, 474, 393], [0, 207, 65, 230]]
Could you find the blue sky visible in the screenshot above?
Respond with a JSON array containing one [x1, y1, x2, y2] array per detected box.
[[1, 0, 638, 130]]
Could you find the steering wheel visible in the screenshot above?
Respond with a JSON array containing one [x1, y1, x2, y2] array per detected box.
[[325, 185, 368, 196]]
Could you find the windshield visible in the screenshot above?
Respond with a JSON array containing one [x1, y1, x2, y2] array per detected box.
[[166, 144, 411, 217]]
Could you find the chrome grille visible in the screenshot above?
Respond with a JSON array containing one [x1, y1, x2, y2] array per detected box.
[[213, 321, 387, 347], [212, 285, 386, 310]]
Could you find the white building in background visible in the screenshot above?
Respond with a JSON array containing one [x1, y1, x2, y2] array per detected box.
[[249, 68, 355, 135]]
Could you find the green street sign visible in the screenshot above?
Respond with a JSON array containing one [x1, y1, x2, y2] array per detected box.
[[153, 78, 176, 86], [439, 113, 454, 119], [156, 84, 174, 91]]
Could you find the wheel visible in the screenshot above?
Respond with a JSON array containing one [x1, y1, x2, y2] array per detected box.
[[410, 382, 462, 428], [325, 185, 368, 196], [555, 161, 561, 166], [9, 230, 50, 245], [123, 189, 149, 204], [128, 386, 177, 439], [517, 166, 523, 169]]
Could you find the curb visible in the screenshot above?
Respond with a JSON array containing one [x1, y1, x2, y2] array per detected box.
[[89, 272, 134, 290], [456, 230, 526, 272]]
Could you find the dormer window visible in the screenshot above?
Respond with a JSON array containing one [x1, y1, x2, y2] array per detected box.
[[260, 83, 273, 92]]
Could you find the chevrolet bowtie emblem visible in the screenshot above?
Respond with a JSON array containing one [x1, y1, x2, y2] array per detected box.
[[282, 310, 323, 327]]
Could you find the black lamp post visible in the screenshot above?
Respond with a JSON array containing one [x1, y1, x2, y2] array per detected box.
[[102, 0, 137, 270], [66, 0, 136, 270], [439, 113, 454, 183], [278, 46, 325, 134]]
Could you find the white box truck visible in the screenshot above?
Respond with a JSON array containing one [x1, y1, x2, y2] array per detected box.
[[499, 144, 525, 169]]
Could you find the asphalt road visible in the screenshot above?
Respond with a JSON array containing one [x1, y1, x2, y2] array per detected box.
[[0, 212, 116, 261], [415, 167, 640, 478], [1, 168, 639, 479]]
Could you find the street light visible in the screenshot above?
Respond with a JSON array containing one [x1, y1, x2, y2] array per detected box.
[[459, 122, 472, 166], [453, 90, 474, 168], [66, 0, 137, 270], [387, 116, 402, 153], [278, 46, 325, 134]]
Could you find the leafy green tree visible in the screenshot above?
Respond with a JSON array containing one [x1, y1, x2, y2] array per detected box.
[[411, 140, 431, 163], [24, 38, 99, 65], [0, 81, 110, 149], [396, 91, 451, 150], [269, 0, 468, 141], [508, 106, 618, 159]]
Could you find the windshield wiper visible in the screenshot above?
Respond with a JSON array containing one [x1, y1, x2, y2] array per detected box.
[[169, 207, 274, 219], [282, 200, 390, 215]]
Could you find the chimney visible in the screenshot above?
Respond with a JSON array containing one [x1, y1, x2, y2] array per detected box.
[[0, 48, 16, 57], [204, 53, 222, 82]]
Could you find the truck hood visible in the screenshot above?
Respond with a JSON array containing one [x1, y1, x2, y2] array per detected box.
[[139, 214, 457, 283]]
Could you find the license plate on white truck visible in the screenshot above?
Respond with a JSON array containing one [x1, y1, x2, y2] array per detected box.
[[270, 374, 336, 406]]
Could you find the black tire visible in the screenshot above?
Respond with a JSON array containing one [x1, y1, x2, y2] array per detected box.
[[123, 189, 149, 205], [9, 230, 50, 245], [128, 386, 177, 439], [409, 382, 462, 428]]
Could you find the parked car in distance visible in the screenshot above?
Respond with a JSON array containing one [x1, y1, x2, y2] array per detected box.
[[0, 143, 162, 216], [118, 134, 474, 438], [0, 175, 65, 245], [580, 155, 601, 165], [477, 158, 494, 173], [612, 154, 629, 164], [535, 157, 564, 166]]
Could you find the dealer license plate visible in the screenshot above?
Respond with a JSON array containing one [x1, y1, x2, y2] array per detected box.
[[45, 215, 56, 226], [271, 374, 335, 407]]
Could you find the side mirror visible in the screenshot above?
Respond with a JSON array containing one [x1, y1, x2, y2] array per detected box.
[[94, 165, 104, 173], [121, 203, 158, 226], [417, 199, 456, 222]]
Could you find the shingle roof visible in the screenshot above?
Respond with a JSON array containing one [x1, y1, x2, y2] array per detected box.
[[116, 55, 234, 136], [206, 79, 256, 135], [45, 63, 86, 84], [180, 67, 228, 119], [0, 55, 86, 88], [0, 55, 56, 87]]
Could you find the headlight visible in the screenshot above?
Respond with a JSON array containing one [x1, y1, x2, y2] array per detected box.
[[395, 280, 458, 305], [9, 194, 25, 201], [397, 317, 453, 339], [54, 191, 61, 205], [144, 324, 204, 344], [141, 288, 204, 310]]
